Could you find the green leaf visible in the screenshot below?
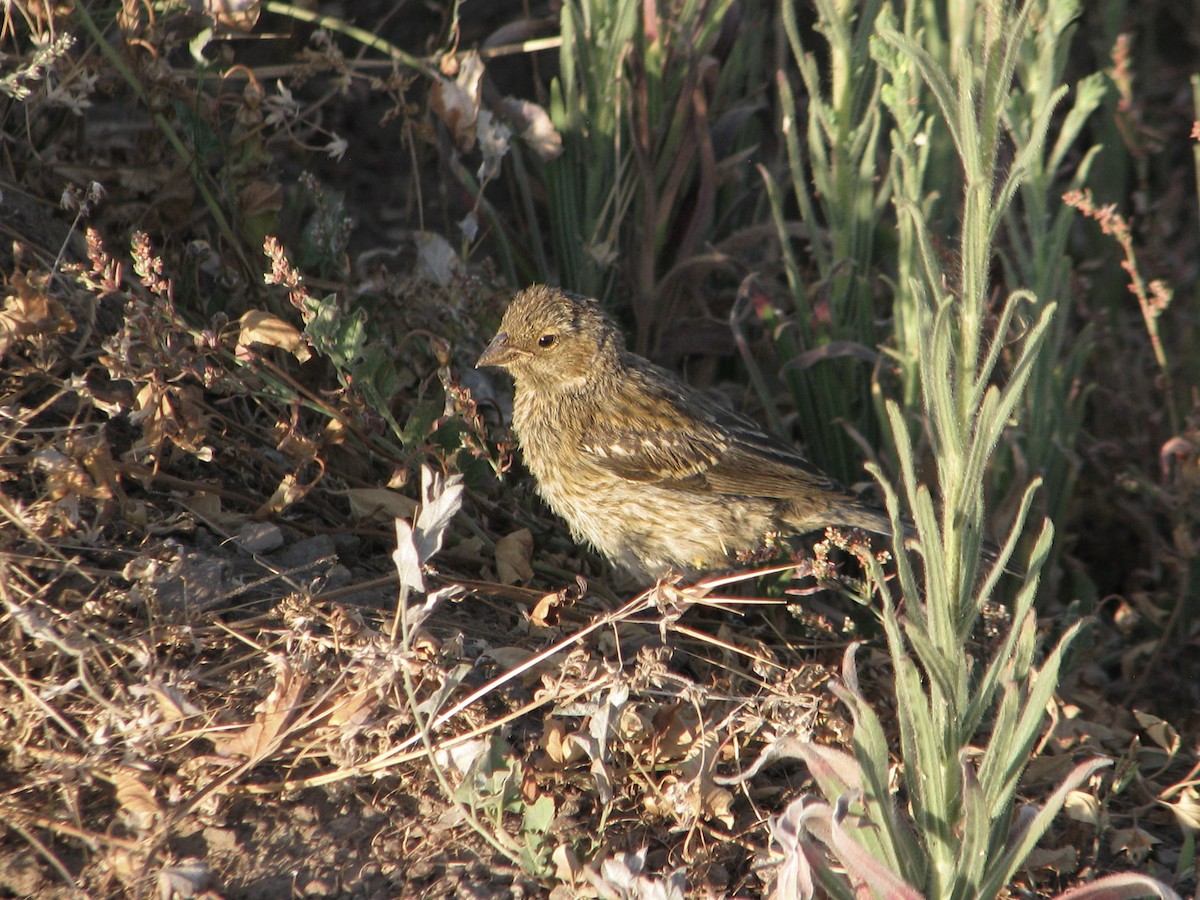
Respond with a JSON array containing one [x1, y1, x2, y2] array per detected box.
[[523, 794, 556, 835]]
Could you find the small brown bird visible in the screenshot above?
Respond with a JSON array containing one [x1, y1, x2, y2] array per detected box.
[[476, 285, 900, 582]]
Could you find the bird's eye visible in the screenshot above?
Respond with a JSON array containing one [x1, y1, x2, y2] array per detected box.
[[537, 334, 556, 348]]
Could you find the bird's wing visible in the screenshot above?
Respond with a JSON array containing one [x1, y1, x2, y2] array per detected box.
[[703, 420, 849, 499], [579, 410, 726, 483], [578, 367, 847, 500]]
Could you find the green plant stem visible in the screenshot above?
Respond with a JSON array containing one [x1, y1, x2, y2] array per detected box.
[[264, 2, 438, 77]]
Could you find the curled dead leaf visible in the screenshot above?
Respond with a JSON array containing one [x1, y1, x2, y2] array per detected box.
[[541, 718, 580, 766], [1063, 789, 1103, 827], [430, 51, 485, 151], [530, 591, 562, 628], [1134, 709, 1181, 757], [256, 472, 317, 516], [237, 309, 310, 362], [530, 577, 585, 627], [495, 528, 534, 584], [131, 382, 212, 460]]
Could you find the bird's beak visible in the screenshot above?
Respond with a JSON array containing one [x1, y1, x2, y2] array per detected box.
[[476, 331, 526, 369]]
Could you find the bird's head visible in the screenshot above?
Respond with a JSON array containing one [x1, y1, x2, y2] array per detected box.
[[476, 285, 622, 392]]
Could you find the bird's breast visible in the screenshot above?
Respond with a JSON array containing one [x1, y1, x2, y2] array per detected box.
[[512, 391, 597, 505], [509, 387, 641, 551]]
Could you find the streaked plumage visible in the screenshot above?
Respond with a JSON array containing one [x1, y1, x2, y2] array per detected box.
[[476, 285, 896, 581]]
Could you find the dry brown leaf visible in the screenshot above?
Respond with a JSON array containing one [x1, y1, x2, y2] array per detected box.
[[700, 784, 735, 829], [1134, 709, 1181, 756], [529, 578, 586, 628], [530, 590, 563, 628], [343, 487, 418, 523], [430, 51, 485, 150], [33, 447, 102, 501], [275, 427, 320, 467], [0, 270, 75, 358], [211, 662, 309, 762], [183, 492, 247, 530], [654, 705, 702, 764], [495, 527, 534, 584], [113, 771, 161, 832], [131, 382, 212, 460], [1048, 701, 1131, 752], [256, 472, 316, 516], [1063, 789, 1103, 827], [1108, 826, 1161, 865], [1024, 845, 1079, 873], [66, 430, 118, 501], [552, 844, 584, 887], [500, 97, 563, 161], [237, 309, 310, 362], [541, 719, 586, 766], [323, 684, 379, 731], [238, 179, 283, 219]]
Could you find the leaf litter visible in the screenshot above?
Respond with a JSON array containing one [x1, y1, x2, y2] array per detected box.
[[1, 14, 1197, 900]]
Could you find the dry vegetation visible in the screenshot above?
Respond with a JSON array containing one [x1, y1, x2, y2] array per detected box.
[[1, 1, 1198, 898]]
